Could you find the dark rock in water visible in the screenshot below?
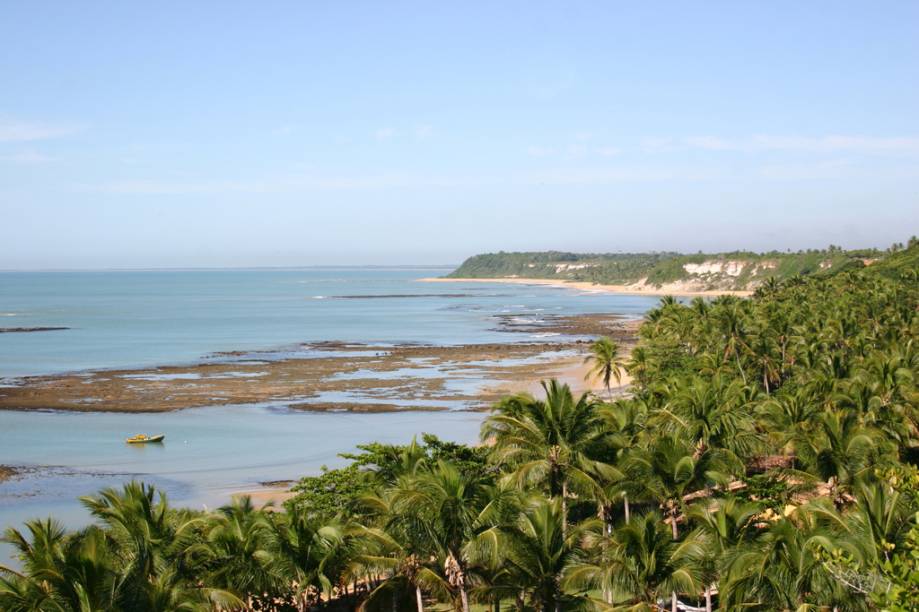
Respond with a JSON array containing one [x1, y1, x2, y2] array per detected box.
[[259, 480, 295, 488], [0, 326, 70, 333]]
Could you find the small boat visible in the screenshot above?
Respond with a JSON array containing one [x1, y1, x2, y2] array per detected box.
[[126, 434, 165, 444]]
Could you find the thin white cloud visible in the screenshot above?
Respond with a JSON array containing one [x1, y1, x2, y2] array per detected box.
[[527, 145, 554, 157], [413, 124, 433, 141], [594, 146, 621, 157], [374, 127, 396, 141], [81, 173, 478, 195], [82, 164, 728, 196], [0, 151, 55, 163], [640, 137, 680, 153], [528, 143, 621, 158], [686, 134, 919, 153], [271, 124, 297, 136], [0, 119, 83, 142]]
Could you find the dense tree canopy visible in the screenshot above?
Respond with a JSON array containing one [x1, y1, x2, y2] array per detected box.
[[3, 242, 918, 610]]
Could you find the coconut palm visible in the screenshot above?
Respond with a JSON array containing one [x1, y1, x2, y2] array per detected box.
[[798, 410, 890, 504], [0, 519, 116, 612], [657, 374, 760, 460], [687, 497, 762, 611], [624, 435, 738, 540], [80, 481, 237, 611], [482, 380, 609, 533], [354, 524, 450, 612], [488, 496, 589, 612], [566, 510, 705, 611], [721, 502, 862, 610], [202, 496, 282, 601], [584, 336, 626, 398], [384, 460, 512, 612]]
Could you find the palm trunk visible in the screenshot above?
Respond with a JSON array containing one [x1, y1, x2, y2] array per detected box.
[[623, 494, 631, 524], [460, 587, 470, 612], [561, 479, 569, 537], [416, 585, 424, 612], [495, 597, 501, 612], [670, 504, 679, 612], [734, 348, 747, 385], [705, 586, 712, 612]]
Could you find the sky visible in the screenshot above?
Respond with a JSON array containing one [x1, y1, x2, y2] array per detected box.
[[1, 1, 918, 269]]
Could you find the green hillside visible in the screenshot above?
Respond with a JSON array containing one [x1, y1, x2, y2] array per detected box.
[[447, 244, 903, 290]]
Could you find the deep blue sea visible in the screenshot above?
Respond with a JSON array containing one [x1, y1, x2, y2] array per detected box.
[[0, 267, 660, 560]]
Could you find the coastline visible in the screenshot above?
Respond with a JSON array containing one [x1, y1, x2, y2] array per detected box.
[[419, 276, 753, 297], [0, 314, 638, 414]]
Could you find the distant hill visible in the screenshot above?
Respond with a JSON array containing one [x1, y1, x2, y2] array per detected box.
[[445, 242, 914, 292]]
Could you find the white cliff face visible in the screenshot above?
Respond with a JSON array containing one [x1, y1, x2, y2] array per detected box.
[[554, 263, 593, 273], [682, 259, 778, 279], [683, 260, 747, 276]]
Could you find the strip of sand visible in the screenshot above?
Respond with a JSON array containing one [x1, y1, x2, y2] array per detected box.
[[419, 276, 752, 297], [232, 486, 296, 509]]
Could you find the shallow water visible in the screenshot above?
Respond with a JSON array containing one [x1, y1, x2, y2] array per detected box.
[[0, 404, 485, 562], [0, 267, 657, 377], [0, 268, 660, 562]]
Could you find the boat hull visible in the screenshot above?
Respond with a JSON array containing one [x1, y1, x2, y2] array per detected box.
[[126, 434, 165, 444]]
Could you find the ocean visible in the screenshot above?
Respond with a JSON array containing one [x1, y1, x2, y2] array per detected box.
[[0, 267, 660, 561]]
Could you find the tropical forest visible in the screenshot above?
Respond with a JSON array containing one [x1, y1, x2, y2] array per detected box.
[[2, 240, 918, 611]]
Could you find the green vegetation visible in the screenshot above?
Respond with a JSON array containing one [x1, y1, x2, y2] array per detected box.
[[583, 337, 626, 399], [2, 241, 918, 611], [446, 241, 915, 290]]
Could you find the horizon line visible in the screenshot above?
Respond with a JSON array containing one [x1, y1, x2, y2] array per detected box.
[[0, 264, 461, 273]]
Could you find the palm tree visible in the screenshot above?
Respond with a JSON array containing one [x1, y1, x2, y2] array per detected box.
[[566, 511, 705, 610], [1, 519, 116, 612], [721, 502, 859, 609], [657, 374, 760, 460], [623, 434, 738, 612], [687, 497, 762, 611], [355, 524, 450, 612], [714, 299, 751, 385], [384, 460, 511, 612], [624, 435, 738, 541], [584, 336, 626, 398], [798, 410, 889, 505], [485, 496, 588, 612], [625, 346, 655, 386], [482, 380, 608, 533], [203, 496, 282, 602], [272, 513, 357, 607], [80, 481, 237, 611]]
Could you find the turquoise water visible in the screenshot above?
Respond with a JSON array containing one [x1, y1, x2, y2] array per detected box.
[[0, 268, 659, 561], [0, 268, 656, 378], [0, 404, 485, 539]]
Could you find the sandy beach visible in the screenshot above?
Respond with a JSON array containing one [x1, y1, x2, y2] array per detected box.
[[233, 485, 297, 509], [419, 276, 753, 297]]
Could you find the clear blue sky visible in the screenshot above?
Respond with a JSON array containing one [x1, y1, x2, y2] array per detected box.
[[2, 1, 917, 269]]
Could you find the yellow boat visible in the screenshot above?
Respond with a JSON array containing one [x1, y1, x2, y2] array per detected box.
[[126, 434, 165, 444]]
